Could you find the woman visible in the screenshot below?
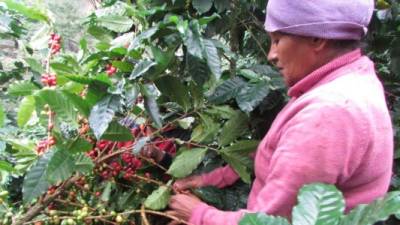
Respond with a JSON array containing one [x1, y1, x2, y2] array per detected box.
[[164, 0, 393, 224]]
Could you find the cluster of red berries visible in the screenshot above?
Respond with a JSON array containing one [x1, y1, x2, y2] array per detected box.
[[36, 136, 56, 154], [48, 33, 61, 55], [41, 73, 57, 86], [105, 64, 117, 76]]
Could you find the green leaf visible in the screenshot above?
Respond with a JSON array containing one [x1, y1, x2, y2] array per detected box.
[[236, 80, 269, 112], [25, 58, 44, 74], [218, 111, 249, 146], [3, 0, 50, 23], [101, 121, 133, 141], [144, 186, 171, 210], [339, 191, 400, 225], [89, 95, 122, 139], [87, 26, 113, 42], [8, 81, 39, 97], [101, 182, 114, 202], [129, 60, 157, 80], [17, 95, 35, 127], [167, 148, 207, 178], [0, 103, 4, 128], [155, 76, 191, 111], [214, 0, 230, 12], [203, 39, 221, 81], [0, 160, 15, 172], [292, 183, 345, 225], [22, 151, 53, 203], [239, 213, 290, 225], [187, 54, 210, 86], [185, 22, 204, 59], [128, 26, 158, 50], [141, 85, 163, 128], [191, 113, 219, 144], [192, 0, 214, 14], [132, 137, 150, 155], [208, 77, 247, 104], [64, 138, 93, 154], [61, 91, 91, 117], [36, 89, 77, 123], [97, 15, 133, 33], [74, 154, 94, 174], [220, 141, 257, 184], [205, 105, 237, 119], [50, 63, 76, 75], [46, 148, 75, 184], [112, 61, 134, 72], [199, 13, 220, 25]]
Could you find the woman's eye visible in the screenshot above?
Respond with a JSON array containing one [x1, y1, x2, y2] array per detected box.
[[273, 39, 280, 45]]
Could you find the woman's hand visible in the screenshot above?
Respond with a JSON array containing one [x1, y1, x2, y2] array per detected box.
[[167, 193, 203, 224], [140, 145, 165, 163], [173, 175, 204, 192]]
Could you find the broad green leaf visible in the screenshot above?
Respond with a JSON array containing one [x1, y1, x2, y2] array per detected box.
[[101, 182, 114, 202], [214, 0, 230, 12], [177, 117, 195, 129], [339, 191, 400, 225], [155, 76, 191, 111], [25, 58, 44, 74], [218, 111, 249, 146], [220, 143, 254, 184], [22, 151, 54, 203], [61, 91, 91, 117], [129, 60, 157, 80], [17, 95, 35, 127], [141, 85, 163, 128], [167, 148, 207, 178], [30, 25, 51, 50], [0, 104, 4, 127], [8, 81, 39, 96], [0, 160, 15, 172], [46, 148, 75, 184], [292, 183, 345, 225], [192, 0, 214, 14], [128, 26, 158, 50], [236, 80, 269, 112], [74, 154, 94, 174], [239, 213, 290, 225], [208, 77, 247, 104], [144, 186, 171, 210], [199, 13, 220, 25], [64, 137, 93, 154], [89, 94, 122, 139], [97, 15, 133, 33], [221, 153, 251, 183], [64, 74, 95, 84], [187, 54, 210, 86], [110, 32, 134, 49], [112, 61, 134, 72], [132, 137, 150, 155], [184, 22, 204, 59], [3, 0, 50, 23], [191, 113, 219, 144], [205, 105, 237, 119], [87, 26, 113, 42], [203, 39, 221, 81], [36, 89, 77, 123], [101, 121, 133, 141], [50, 63, 76, 75], [0, 138, 35, 152]]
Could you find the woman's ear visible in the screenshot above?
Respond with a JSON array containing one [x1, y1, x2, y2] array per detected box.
[[311, 37, 328, 52]]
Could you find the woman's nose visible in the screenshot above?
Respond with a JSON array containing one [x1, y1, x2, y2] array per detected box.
[[267, 45, 278, 65]]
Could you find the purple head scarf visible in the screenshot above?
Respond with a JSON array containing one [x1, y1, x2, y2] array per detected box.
[[265, 0, 375, 40]]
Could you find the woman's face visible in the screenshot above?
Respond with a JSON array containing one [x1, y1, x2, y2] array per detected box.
[[267, 32, 318, 87]]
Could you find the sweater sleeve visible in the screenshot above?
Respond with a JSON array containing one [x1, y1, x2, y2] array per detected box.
[[189, 101, 369, 225], [200, 165, 240, 188]]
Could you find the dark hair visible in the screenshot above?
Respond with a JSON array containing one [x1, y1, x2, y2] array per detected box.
[[329, 39, 366, 51]]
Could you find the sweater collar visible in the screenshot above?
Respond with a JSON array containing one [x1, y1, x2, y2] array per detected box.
[[288, 49, 362, 98]]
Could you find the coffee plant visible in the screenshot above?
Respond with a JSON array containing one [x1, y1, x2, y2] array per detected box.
[[0, 0, 399, 225]]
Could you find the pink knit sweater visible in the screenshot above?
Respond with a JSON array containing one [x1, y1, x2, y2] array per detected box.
[[189, 49, 393, 225]]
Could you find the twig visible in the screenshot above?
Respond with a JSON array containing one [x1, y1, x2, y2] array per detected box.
[[141, 205, 150, 225]]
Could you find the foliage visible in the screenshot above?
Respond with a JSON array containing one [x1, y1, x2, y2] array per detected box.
[[240, 183, 400, 225], [0, 0, 399, 225]]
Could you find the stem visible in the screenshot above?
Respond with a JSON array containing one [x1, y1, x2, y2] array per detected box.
[[12, 175, 81, 225], [141, 205, 150, 225]]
